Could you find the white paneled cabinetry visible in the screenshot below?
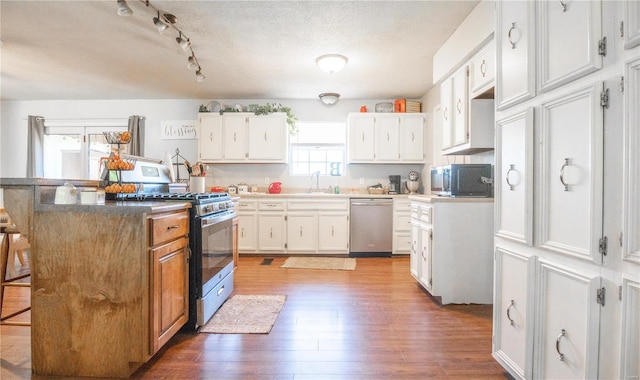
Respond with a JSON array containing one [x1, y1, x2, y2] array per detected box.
[[493, 1, 639, 379], [410, 198, 494, 305], [439, 43, 495, 156], [392, 199, 412, 255], [198, 112, 288, 163], [347, 113, 425, 163]]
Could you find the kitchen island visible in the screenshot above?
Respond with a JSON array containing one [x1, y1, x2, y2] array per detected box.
[[1, 178, 192, 378]]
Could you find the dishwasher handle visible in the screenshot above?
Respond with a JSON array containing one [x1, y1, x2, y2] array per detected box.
[[350, 199, 394, 206]]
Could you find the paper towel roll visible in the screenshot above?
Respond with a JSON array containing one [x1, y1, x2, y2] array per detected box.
[[163, 151, 175, 183]]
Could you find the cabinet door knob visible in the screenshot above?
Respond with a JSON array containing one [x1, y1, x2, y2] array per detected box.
[[456, 98, 462, 114], [559, 158, 571, 191], [506, 299, 515, 326], [558, 0, 568, 12], [480, 59, 486, 77], [508, 22, 518, 49], [506, 164, 518, 191]]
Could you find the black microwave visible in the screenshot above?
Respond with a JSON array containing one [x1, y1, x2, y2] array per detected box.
[[430, 164, 493, 197]]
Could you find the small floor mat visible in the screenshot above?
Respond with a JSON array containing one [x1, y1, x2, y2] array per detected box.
[[199, 295, 286, 334], [280, 256, 356, 271]]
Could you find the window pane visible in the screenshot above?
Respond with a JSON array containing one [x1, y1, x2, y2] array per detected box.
[[88, 134, 112, 180], [290, 122, 346, 176], [43, 134, 83, 179]]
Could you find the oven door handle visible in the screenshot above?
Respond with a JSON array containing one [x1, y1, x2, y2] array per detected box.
[[201, 211, 235, 226]]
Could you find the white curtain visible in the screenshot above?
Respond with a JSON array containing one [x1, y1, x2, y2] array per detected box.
[[127, 115, 145, 156], [27, 115, 45, 177]]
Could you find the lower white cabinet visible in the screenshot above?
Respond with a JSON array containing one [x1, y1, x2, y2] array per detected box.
[[621, 277, 640, 379], [534, 259, 601, 379], [392, 199, 412, 255], [410, 204, 421, 280], [239, 197, 349, 255], [493, 247, 535, 380], [410, 197, 494, 304]]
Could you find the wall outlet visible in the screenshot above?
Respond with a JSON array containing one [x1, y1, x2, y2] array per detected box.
[[264, 177, 269, 184], [359, 177, 364, 184]]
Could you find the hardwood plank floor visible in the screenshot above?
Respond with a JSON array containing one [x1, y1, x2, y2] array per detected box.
[[1, 256, 509, 379]]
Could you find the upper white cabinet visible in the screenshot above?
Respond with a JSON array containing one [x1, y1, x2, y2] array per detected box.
[[469, 40, 495, 98], [623, 0, 640, 49], [440, 43, 495, 156], [495, 108, 534, 246], [347, 113, 425, 163], [198, 112, 288, 163], [538, 85, 603, 262], [495, 0, 536, 110], [537, 0, 603, 93]]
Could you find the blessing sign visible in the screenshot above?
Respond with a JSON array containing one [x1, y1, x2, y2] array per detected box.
[[161, 120, 198, 140]]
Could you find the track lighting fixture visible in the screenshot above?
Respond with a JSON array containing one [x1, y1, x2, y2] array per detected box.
[[116, 0, 205, 82], [117, 0, 133, 16], [153, 11, 169, 33]]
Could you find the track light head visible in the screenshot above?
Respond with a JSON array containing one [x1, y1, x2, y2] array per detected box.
[[176, 34, 191, 51], [187, 56, 198, 69], [117, 0, 133, 16], [153, 12, 169, 33], [195, 69, 205, 82]]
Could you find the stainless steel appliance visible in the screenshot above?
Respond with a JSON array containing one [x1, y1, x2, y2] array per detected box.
[[109, 158, 235, 331], [430, 164, 493, 197], [388, 175, 401, 195], [349, 198, 393, 257]]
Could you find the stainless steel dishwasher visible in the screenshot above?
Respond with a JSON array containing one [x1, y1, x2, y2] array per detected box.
[[349, 198, 393, 257]]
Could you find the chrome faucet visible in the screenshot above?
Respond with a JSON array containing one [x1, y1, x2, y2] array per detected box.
[[311, 171, 321, 192]]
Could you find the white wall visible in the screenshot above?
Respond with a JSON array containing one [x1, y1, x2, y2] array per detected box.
[[0, 98, 426, 199]]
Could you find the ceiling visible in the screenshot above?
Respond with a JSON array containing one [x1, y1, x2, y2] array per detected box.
[[0, 0, 479, 101]]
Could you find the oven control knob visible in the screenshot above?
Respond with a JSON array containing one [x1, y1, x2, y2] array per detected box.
[[219, 202, 226, 210]]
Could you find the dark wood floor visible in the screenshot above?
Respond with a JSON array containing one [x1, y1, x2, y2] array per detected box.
[[1, 255, 508, 379]]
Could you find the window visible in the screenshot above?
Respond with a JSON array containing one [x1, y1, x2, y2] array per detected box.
[[43, 121, 128, 180], [289, 122, 346, 176]]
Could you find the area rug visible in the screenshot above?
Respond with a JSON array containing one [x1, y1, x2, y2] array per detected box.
[[280, 256, 356, 271], [199, 295, 286, 334]]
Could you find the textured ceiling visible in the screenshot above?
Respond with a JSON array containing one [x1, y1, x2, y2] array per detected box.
[[0, 0, 479, 101]]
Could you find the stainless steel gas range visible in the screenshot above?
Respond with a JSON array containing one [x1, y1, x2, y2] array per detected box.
[[107, 158, 235, 331]]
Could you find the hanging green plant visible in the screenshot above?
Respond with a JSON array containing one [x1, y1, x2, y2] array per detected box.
[[253, 103, 298, 135]]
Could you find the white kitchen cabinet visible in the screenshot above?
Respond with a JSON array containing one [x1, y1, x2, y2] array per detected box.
[[410, 204, 421, 280], [623, 56, 640, 265], [623, 1, 640, 49], [469, 40, 495, 98], [247, 113, 287, 161], [392, 199, 412, 255], [318, 213, 349, 252], [620, 277, 640, 380], [257, 200, 286, 251], [440, 58, 495, 156], [418, 207, 433, 292], [287, 213, 318, 252], [237, 200, 258, 253], [537, 0, 603, 93], [347, 113, 376, 162], [533, 259, 601, 379], [495, 0, 536, 110], [347, 113, 425, 163], [374, 114, 400, 161], [198, 113, 223, 161], [410, 198, 494, 304], [400, 114, 426, 162], [495, 108, 534, 245], [538, 85, 603, 262], [198, 112, 288, 163], [492, 247, 535, 380]]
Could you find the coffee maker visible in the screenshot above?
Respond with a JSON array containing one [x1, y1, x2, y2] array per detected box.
[[388, 175, 401, 194]]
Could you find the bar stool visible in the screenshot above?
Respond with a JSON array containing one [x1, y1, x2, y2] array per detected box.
[[0, 225, 31, 326]]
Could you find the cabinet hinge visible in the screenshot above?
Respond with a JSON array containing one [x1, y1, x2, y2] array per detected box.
[[620, 21, 624, 38], [621, 76, 625, 93], [598, 37, 607, 56], [600, 88, 610, 109], [284, 243, 287, 249], [597, 287, 606, 307], [429, 231, 433, 239], [599, 236, 608, 256], [619, 285, 623, 301]]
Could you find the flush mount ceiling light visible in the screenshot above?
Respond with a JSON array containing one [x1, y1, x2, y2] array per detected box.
[[117, 0, 205, 82], [319, 93, 340, 105], [315, 54, 348, 74], [117, 0, 133, 16]]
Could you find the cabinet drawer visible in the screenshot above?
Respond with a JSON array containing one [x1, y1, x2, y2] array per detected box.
[[394, 213, 412, 232], [149, 211, 189, 246], [238, 199, 257, 211], [287, 199, 348, 211], [259, 200, 286, 211], [420, 205, 433, 224]]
